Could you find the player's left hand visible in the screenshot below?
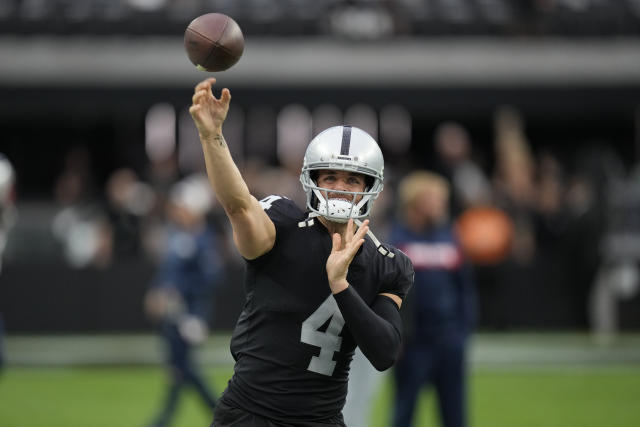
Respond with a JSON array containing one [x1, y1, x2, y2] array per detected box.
[[326, 219, 369, 294]]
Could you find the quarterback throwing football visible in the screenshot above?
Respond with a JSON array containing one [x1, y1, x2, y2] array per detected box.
[[190, 78, 414, 427]]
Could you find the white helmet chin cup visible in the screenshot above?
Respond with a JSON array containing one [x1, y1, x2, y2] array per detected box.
[[314, 191, 365, 223], [316, 198, 352, 223], [300, 125, 384, 222]]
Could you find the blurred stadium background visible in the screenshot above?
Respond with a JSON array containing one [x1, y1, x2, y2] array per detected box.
[[1, 0, 640, 426]]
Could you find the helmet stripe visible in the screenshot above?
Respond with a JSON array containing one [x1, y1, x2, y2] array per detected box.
[[340, 125, 352, 155]]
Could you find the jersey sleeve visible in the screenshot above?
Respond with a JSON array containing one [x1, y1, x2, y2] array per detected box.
[[379, 247, 414, 300], [245, 195, 302, 265], [257, 195, 302, 228]]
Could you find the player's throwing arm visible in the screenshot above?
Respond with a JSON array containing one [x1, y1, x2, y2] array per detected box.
[[189, 78, 275, 260]]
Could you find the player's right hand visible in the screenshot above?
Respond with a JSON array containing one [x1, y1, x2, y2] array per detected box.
[[189, 77, 231, 140]]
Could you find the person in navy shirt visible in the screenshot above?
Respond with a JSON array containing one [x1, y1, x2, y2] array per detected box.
[[390, 171, 476, 427], [144, 175, 223, 427]]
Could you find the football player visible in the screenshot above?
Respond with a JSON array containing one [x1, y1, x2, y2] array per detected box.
[[0, 153, 16, 374], [190, 78, 414, 427]]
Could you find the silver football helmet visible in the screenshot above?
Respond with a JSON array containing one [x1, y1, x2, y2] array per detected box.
[[300, 126, 384, 223]]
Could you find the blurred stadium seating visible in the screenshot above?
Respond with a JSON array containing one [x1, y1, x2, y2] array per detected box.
[[1, 0, 639, 37]]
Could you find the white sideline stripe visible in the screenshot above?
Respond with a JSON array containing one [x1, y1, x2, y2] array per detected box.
[[4, 333, 640, 367], [4, 334, 234, 366]]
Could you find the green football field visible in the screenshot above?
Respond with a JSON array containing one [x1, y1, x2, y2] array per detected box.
[[1, 333, 639, 427], [1, 366, 639, 427]]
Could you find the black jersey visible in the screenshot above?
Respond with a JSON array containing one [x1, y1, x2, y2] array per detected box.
[[221, 195, 414, 424]]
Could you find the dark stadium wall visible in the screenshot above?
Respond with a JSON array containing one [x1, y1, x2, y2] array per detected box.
[[1, 85, 638, 196], [0, 84, 639, 333]]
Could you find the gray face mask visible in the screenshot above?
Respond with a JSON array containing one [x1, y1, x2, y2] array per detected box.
[[299, 126, 385, 222], [314, 191, 360, 224]]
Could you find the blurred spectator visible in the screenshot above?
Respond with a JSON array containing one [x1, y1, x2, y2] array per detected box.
[[0, 154, 16, 272], [144, 174, 223, 427], [431, 121, 492, 217], [474, 106, 538, 329], [0, 153, 16, 374], [51, 146, 111, 269], [142, 151, 184, 259], [492, 106, 537, 265], [530, 150, 570, 323], [484, 109, 612, 330], [52, 145, 97, 203], [146, 152, 180, 202], [104, 168, 155, 261], [389, 171, 475, 427], [583, 145, 640, 339], [546, 144, 616, 331]]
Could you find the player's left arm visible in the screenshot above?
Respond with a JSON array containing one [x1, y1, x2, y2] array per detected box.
[[378, 292, 402, 308], [326, 219, 413, 371], [334, 289, 404, 371]]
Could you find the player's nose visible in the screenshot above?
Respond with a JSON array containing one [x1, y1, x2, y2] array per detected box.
[[338, 176, 355, 190], [332, 181, 349, 193]]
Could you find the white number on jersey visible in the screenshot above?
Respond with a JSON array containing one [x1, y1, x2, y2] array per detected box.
[[259, 195, 283, 210], [300, 295, 345, 376]]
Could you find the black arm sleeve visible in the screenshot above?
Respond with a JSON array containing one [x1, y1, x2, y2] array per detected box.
[[333, 286, 403, 371]]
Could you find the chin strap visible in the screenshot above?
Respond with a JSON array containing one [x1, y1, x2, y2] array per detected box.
[[353, 218, 395, 259], [298, 212, 319, 228], [298, 213, 395, 259]]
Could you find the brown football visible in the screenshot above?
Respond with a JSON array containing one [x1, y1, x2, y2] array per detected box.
[[184, 13, 244, 72]]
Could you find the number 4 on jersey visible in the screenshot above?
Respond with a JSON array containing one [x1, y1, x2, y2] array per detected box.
[[301, 295, 345, 376], [259, 195, 284, 210]]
